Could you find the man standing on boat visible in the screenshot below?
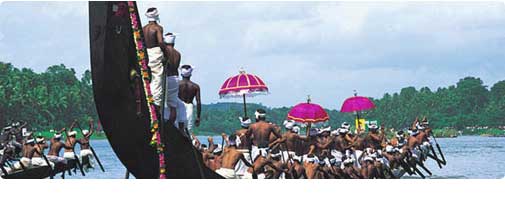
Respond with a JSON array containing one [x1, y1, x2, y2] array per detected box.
[[143, 7, 166, 113], [162, 32, 186, 133], [245, 109, 282, 160], [178, 64, 201, 134]]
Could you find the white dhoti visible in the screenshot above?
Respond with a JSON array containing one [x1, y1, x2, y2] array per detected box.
[[330, 150, 343, 162], [216, 168, 237, 179], [13, 157, 32, 170], [163, 76, 187, 128], [280, 151, 296, 162], [80, 149, 95, 169], [147, 47, 164, 106], [183, 102, 194, 131], [353, 150, 363, 168], [242, 171, 253, 179], [47, 155, 67, 164], [235, 150, 251, 178], [251, 145, 269, 161], [302, 155, 320, 163], [63, 152, 76, 160], [31, 157, 50, 167]]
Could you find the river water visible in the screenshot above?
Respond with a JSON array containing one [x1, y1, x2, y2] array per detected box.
[[63, 136, 505, 179]]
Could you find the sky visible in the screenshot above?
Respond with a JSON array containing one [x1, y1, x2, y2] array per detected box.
[[1, 1, 505, 109]]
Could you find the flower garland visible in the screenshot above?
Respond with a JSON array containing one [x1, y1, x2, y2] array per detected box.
[[127, 1, 166, 179]]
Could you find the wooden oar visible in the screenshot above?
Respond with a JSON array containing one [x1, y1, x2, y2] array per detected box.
[[432, 135, 446, 165], [416, 161, 432, 176], [90, 146, 105, 172], [76, 122, 105, 172], [429, 145, 443, 168]]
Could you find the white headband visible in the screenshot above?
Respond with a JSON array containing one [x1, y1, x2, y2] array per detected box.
[[26, 138, 35, 144], [255, 111, 266, 119], [68, 131, 77, 136], [164, 34, 176, 44], [239, 117, 251, 128], [145, 8, 159, 22], [82, 130, 89, 135], [180, 66, 193, 77], [36, 137, 45, 143], [54, 133, 62, 139], [283, 120, 295, 130]]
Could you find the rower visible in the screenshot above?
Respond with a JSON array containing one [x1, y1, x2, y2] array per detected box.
[[47, 131, 67, 165], [245, 109, 282, 161], [10, 134, 36, 172], [32, 135, 50, 167], [178, 64, 201, 134], [215, 134, 253, 179], [79, 119, 95, 171], [143, 7, 167, 112], [234, 116, 252, 179]]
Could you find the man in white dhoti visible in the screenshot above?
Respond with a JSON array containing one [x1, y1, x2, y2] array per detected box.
[[31, 136, 51, 167], [215, 135, 252, 179], [178, 65, 201, 133], [245, 109, 282, 160], [47, 132, 67, 165], [143, 7, 167, 110], [161, 32, 186, 133]]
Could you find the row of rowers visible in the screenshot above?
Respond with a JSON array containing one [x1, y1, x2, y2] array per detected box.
[[142, 6, 201, 136], [192, 110, 444, 179], [0, 120, 96, 175]]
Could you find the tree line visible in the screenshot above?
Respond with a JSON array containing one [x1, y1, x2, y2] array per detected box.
[[1, 62, 503, 135]]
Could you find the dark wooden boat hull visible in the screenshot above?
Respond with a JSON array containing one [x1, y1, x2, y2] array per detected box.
[[1, 166, 51, 179], [88, 1, 221, 179]]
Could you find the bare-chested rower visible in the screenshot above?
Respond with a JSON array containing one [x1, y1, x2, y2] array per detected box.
[[143, 7, 166, 111], [32, 135, 49, 167], [215, 134, 253, 179], [47, 129, 67, 165], [63, 121, 80, 162], [10, 134, 37, 172], [245, 109, 282, 161], [178, 64, 201, 133], [79, 119, 95, 171]]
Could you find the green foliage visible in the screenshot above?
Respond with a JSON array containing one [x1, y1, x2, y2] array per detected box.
[[0, 62, 97, 131], [367, 77, 505, 130]]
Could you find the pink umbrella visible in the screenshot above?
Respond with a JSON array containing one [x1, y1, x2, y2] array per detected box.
[[340, 91, 376, 130], [219, 69, 269, 117], [287, 96, 329, 136]]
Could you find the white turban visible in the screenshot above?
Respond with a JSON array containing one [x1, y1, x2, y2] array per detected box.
[[368, 123, 378, 130], [364, 156, 374, 162], [319, 126, 331, 133], [239, 117, 251, 128], [82, 130, 89, 136], [26, 138, 35, 144], [54, 133, 62, 139], [68, 131, 77, 136], [341, 122, 350, 129], [164, 33, 176, 44], [331, 130, 339, 136], [283, 120, 295, 130], [416, 122, 425, 130], [180, 66, 193, 77], [292, 126, 300, 134], [255, 110, 266, 119], [36, 137, 45, 143], [145, 8, 159, 22], [385, 145, 394, 153]]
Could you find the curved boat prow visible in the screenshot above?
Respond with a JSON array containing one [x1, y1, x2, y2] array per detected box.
[[89, 1, 221, 179]]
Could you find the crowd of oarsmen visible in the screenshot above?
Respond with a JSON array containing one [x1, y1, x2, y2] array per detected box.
[[0, 120, 96, 177], [193, 109, 445, 179]]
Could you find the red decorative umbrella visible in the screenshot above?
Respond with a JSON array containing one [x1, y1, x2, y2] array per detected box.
[[219, 69, 269, 117], [287, 96, 329, 136], [340, 91, 376, 130]]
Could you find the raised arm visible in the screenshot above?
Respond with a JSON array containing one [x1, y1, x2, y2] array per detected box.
[[88, 119, 94, 137]]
